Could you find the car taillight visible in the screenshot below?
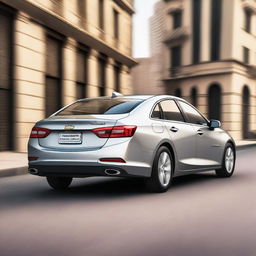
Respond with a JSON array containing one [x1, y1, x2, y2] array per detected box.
[[92, 126, 137, 138], [30, 127, 51, 138], [100, 158, 126, 163], [28, 157, 38, 161]]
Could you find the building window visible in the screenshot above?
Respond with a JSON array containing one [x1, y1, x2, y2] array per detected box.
[[76, 47, 89, 99], [174, 88, 182, 98], [208, 84, 221, 121], [172, 11, 182, 29], [244, 8, 252, 33], [114, 63, 121, 92], [243, 47, 250, 64], [0, 9, 14, 151], [170, 46, 182, 68], [113, 9, 119, 39], [77, 0, 86, 27], [98, 54, 107, 96], [191, 87, 198, 107], [99, 0, 104, 30], [242, 86, 250, 139], [192, 0, 201, 64], [46, 35, 62, 117], [210, 0, 222, 61]]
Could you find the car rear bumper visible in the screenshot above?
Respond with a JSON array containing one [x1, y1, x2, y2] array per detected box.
[[28, 163, 150, 178], [28, 138, 153, 177]]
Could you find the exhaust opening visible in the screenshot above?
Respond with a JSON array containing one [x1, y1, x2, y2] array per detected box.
[[105, 169, 121, 176], [29, 168, 39, 175]]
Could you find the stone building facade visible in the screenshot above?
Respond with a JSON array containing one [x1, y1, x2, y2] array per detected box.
[[162, 0, 256, 141], [132, 1, 165, 95], [149, 0, 166, 94], [0, 0, 136, 152], [131, 57, 154, 94]]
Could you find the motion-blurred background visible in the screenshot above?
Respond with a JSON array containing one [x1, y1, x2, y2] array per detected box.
[[0, 0, 255, 153]]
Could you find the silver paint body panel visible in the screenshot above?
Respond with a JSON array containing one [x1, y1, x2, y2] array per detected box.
[[28, 95, 235, 178]]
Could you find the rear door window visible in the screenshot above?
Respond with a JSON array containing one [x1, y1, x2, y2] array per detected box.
[[57, 98, 144, 116], [160, 100, 185, 122], [151, 103, 162, 119]]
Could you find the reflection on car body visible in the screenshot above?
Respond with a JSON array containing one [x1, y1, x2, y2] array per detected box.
[[28, 93, 236, 192]]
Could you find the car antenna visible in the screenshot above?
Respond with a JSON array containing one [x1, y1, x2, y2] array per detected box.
[[112, 91, 123, 98]]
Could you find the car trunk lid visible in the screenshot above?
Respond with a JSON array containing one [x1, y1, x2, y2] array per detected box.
[[37, 114, 128, 150]]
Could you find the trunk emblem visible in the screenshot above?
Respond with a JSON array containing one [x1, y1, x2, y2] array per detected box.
[[64, 125, 75, 130]]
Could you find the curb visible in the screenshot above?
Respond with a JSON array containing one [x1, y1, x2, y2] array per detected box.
[[0, 144, 256, 178], [0, 166, 28, 178], [236, 144, 256, 150]]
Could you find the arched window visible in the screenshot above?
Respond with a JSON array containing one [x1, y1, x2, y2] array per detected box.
[[208, 84, 222, 121], [242, 86, 250, 139], [191, 87, 198, 107], [174, 88, 182, 97]]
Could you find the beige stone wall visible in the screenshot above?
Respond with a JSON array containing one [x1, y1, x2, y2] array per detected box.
[[161, 0, 256, 141], [231, 0, 256, 63], [10, 0, 135, 152], [15, 12, 46, 152], [166, 71, 256, 141], [63, 38, 77, 106], [28, 0, 132, 57]]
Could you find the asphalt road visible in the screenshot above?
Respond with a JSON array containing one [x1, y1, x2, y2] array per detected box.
[[0, 147, 256, 256]]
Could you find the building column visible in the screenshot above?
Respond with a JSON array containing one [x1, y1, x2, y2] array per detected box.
[[222, 74, 241, 140], [14, 11, 45, 152], [63, 37, 76, 105], [87, 49, 99, 97], [182, 0, 192, 65], [201, 0, 210, 62], [251, 93, 256, 133], [105, 58, 115, 96], [120, 65, 132, 94]]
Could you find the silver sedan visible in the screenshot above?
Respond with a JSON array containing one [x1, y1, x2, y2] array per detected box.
[[28, 93, 236, 192]]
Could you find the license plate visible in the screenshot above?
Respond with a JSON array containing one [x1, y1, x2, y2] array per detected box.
[[59, 133, 82, 144]]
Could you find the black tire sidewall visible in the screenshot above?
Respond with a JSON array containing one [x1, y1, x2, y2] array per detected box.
[[46, 176, 72, 190]]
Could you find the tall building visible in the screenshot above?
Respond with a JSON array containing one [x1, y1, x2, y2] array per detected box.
[[162, 0, 256, 141], [131, 58, 154, 94], [0, 0, 136, 152], [149, 0, 166, 93], [132, 0, 165, 94]]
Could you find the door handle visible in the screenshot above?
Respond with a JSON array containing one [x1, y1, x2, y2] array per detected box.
[[197, 129, 204, 135], [170, 127, 178, 132]]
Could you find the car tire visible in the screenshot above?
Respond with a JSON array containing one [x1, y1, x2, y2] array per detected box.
[[215, 143, 236, 178], [46, 176, 73, 190], [145, 146, 173, 193]]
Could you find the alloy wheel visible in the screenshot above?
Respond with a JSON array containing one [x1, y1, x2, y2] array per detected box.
[[158, 152, 172, 186]]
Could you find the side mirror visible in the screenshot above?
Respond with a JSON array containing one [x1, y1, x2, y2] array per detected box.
[[209, 120, 221, 130]]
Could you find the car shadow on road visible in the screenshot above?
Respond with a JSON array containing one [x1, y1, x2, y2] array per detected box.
[[39, 172, 219, 199], [0, 172, 238, 209]]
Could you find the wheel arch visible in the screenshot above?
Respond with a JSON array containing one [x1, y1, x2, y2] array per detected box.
[[227, 140, 236, 155]]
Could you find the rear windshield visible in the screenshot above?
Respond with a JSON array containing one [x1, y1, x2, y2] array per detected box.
[[56, 98, 144, 116]]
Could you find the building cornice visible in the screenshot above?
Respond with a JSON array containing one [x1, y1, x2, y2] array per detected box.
[[113, 0, 135, 14], [163, 59, 255, 81], [2, 0, 137, 67]]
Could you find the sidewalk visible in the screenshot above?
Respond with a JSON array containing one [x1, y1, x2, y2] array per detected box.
[[0, 152, 28, 178], [0, 140, 255, 178]]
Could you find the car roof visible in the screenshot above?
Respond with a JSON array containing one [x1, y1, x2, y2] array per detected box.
[[77, 94, 184, 102], [114, 95, 184, 101]]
